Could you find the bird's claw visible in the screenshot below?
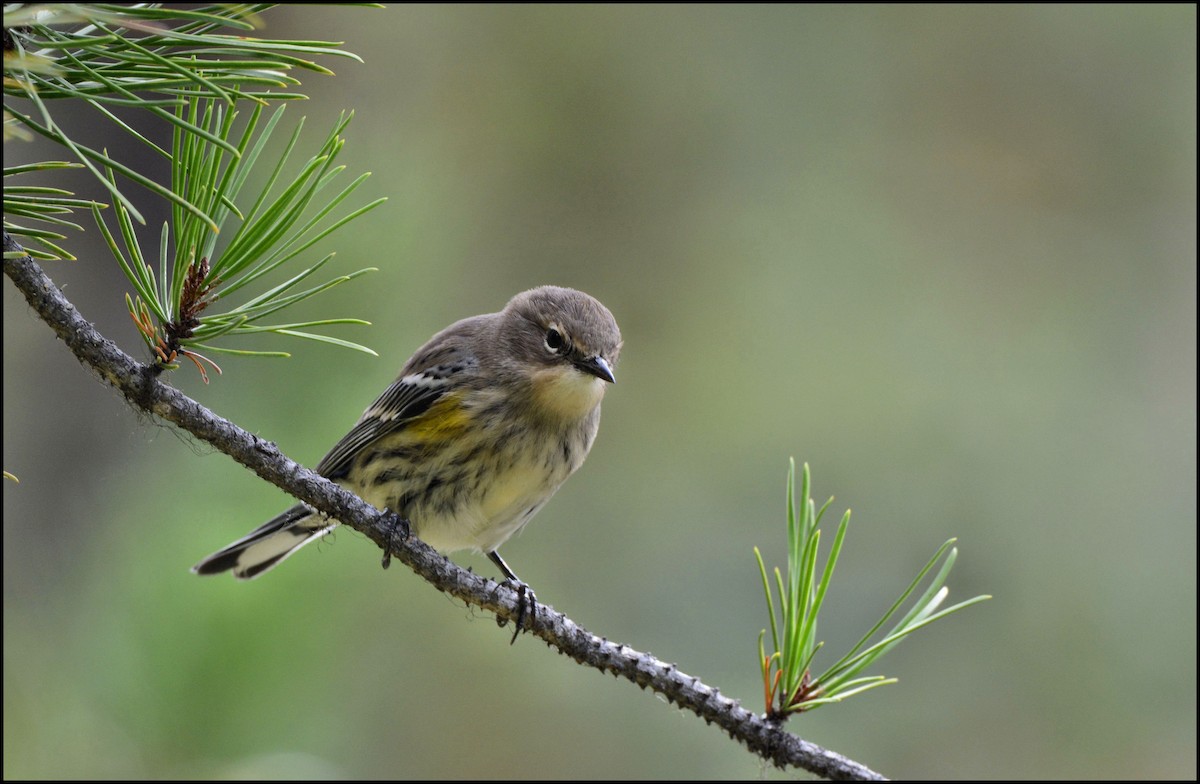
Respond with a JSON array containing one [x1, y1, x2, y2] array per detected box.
[[496, 579, 537, 644], [379, 511, 411, 570]]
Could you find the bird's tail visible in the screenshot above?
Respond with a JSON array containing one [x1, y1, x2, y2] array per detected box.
[[191, 505, 337, 579]]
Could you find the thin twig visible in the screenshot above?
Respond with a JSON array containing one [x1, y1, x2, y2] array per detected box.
[[3, 233, 886, 781]]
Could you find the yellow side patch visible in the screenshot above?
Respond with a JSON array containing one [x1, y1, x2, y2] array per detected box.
[[407, 393, 472, 439]]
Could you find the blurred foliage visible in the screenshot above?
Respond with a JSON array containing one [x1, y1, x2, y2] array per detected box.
[[3, 5, 1195, 779]]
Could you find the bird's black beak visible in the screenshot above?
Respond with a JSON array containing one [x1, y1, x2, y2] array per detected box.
[[576, 355, 616, 383]]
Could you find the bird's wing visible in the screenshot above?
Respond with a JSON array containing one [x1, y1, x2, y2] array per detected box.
[[314, 348, 481, 481]]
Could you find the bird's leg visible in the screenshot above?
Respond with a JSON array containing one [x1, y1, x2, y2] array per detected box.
[[489, 550, 537, 644]]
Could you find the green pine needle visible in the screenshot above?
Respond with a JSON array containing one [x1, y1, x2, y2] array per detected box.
[[754, 459, 991, 718], [6, 5, 388, 368]]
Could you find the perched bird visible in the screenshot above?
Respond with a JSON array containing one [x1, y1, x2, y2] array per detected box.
[[192, 285, 621, 631]]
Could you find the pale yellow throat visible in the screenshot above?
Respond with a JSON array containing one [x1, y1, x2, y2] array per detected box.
[[530, 365, 606, 421]]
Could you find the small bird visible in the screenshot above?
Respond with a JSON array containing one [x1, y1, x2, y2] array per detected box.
[[192, 285, 621, 631]]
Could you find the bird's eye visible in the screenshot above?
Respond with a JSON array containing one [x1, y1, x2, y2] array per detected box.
[[544, 327, 566, 353]]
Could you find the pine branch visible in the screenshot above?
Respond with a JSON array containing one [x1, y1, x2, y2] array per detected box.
[[3, 233, 886, 781]]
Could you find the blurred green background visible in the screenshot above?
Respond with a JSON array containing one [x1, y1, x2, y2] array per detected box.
[[4, 5, 1195, 779]]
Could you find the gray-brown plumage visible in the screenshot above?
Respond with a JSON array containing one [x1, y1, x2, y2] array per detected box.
[[192, 286, 622, 585]]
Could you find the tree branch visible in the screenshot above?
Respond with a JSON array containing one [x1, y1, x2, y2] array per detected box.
[[3, 232, 886, 781]]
